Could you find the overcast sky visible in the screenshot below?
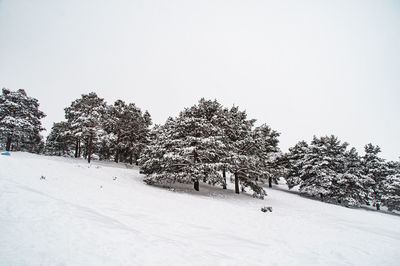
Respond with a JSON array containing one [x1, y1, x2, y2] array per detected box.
[[0, 0, 399, 160]]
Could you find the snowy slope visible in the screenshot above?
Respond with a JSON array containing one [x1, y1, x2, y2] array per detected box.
[[0, 152, 399, 266]]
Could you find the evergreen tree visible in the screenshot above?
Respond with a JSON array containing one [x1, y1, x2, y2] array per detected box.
[[361, 144, 387, 210], [104, 100, 152, 164], [121, 106, 152, 165], [45, 121, 75, 156], [251, 124, 281, 187], [285, 138, 398, 209], [0, 88, 46, 152], [298, 135, 349, 201], [382, 161, 400, 211], [141, 99, 228, 191], [282, 140, 310, 189], [220, 105, 259, 195], [140, 99, 277, 198], [64, 92, 106, 163], [335, 148, 373, 207], [285, 135, 372, 206], [139, 118, 177, 178]]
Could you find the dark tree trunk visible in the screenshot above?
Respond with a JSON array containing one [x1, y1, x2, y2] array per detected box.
[[129, 152, 133, 165], [78, 139, 81, 157], [235, 173, 239, 194], [193, 150, 199, 191], [134, 153, 140, 165], [87, 134, 93, 163], [376, 203, 380, 211], [222, 168, 227, 189], [115, 149, 119, 163], [114, 132, 120, 163], [6, 136, 12, 151], [74, 138, 79, 158], [268, 176, 272, 188]]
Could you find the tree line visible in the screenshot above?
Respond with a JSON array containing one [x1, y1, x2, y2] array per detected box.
[[47, 92, 152, 164], [1, 88, 399, 211], [281, 137, 400, 211]]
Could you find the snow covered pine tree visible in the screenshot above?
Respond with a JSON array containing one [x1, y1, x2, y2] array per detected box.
[[362, 144, 388, 210], [140, 99, 228, 191], [382, 160, 400, 211], [284, 135, 373, 207], [0, 88, 46, 152], [45, 121, 75, 156], [282, 140, 310, 189], [103, 100, 152, 164], [64, 92, 106, 163], [140, 98, 279, 198]]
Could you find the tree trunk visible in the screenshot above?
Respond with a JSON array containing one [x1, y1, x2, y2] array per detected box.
[[114, 132, 120, 163], [129, 152, 133, 165], [376, 203, 380, 211], [5, 136, 12, 151], [115, 149, 119, 163], [235, 173, 240, 194], [87, 134, 93, 163], [74, 138, 79, 158], [78, 138, 81, 157], [222, 168, 227, 189], [268, 176, 272, 188], [193, 150, 199, 191]]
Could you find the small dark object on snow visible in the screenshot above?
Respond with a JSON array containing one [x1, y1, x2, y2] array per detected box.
[[100, 185, 103, 188], [40, 175, 46, 180], [113, 176, 117, 181], [261, 206, 273, 212]]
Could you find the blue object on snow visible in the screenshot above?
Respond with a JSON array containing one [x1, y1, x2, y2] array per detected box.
[[1, 152, 11, 156]]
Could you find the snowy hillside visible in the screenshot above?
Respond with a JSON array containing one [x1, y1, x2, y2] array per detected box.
[[1, 153, 399, 266]]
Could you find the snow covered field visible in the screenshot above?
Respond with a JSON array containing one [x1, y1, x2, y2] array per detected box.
[[1, 152, 399, 266]]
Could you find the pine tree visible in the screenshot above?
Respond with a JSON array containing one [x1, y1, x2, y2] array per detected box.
[[45, 121, 75, 156], [139, 118, 176, 179], [0, 88, 46, 152], [140, 99, 276, 198], [104, 100, 152, 164], [361, 144, 387, 210], [64, 92, 106, 163], [220, 105, 257, 195], [297, 135, 348, 202], [282, 140, 310, 189], [334, 148, 373, 207], [140, 99, 228, 191], [285, 135, 371, 206], [121, 106, 152, 165], [251, 124, 281, 187], [381, 161, 400, 211]]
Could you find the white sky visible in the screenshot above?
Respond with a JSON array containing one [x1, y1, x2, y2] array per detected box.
[[0, 0, 399, 160]]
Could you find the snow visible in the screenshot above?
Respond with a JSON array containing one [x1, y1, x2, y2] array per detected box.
[[1, 152, 399, 265]]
